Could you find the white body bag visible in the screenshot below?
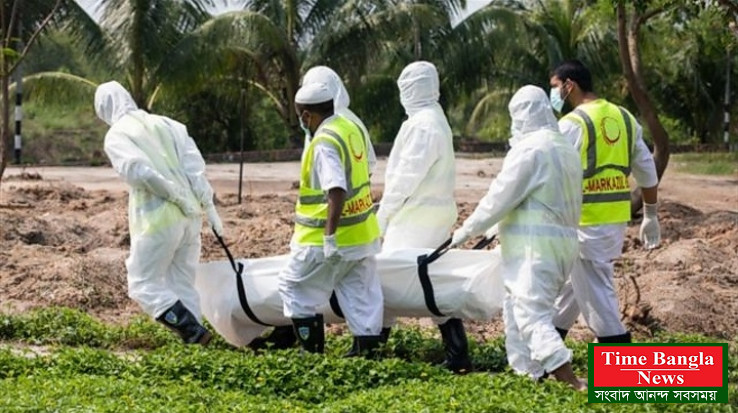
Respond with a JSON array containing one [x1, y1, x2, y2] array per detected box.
[[195, 247, 505, 347]]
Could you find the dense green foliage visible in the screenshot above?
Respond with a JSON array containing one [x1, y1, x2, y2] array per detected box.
[[15, 0, 737, 160], [0, 308, 736, 411]]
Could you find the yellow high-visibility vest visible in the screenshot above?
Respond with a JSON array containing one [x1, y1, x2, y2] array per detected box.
[[294, 115, 379, 246], [563, 99, 636, 226]]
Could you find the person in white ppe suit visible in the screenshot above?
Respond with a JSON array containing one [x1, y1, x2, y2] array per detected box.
[[375, 61, 471, 374], [548, 60, 661, 343], [278, 82, 384, 356], [251, 66, 379, 352], [451, 85, 586, 390], [95, 81, 223, 345]]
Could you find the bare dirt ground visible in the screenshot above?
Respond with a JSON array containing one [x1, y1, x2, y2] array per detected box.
[[1, 158, 736, 342]]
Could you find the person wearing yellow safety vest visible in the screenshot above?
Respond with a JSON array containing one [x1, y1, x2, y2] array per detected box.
[[376, 61, 471, 374], [250, 66, 380, 352], [278, 82, 384, 356], [95, 81, 223, 345], [547, 60, 662, 343], [451, 86, 586, 391]]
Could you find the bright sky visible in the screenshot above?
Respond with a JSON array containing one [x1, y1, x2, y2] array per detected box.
[[76, 0, 493, 24]]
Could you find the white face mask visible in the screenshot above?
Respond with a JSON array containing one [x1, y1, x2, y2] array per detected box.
[[299, 112, 311, 138], [549, 81, 570, 113], [549, 87, 565, 113]]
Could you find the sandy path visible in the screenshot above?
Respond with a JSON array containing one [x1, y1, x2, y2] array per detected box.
[[4, 157, 734, 211]]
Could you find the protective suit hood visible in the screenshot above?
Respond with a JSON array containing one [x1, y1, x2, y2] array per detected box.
[[95, 81, 138, 126], [302, 66, 350, 110], [508, 85, 559, 146], [397, 61, 440, 116]]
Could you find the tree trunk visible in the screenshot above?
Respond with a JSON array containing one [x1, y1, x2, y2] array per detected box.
[[0, 1, 6, 189], [0, 72, 9, 189], [616, 1, 670, 214], [413, 18, 422, 60], [0, 0, 60, 188], [131, 2, 146, 108]]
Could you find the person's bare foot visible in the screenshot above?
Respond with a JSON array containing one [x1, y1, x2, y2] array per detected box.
[[550, 362, 588, 392]]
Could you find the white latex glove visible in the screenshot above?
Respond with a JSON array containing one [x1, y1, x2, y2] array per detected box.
[[484, 224, 499, 239], [449, 228, 471, 249], [206, 205, 224, 237], [171, 193, 199, 217], [639, 202, 661, 250], [323, 234, 340, 263]]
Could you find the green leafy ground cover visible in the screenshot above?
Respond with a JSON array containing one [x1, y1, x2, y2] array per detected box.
[[0, 309, 735, 412]]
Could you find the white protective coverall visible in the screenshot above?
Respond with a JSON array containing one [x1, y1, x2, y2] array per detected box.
[[452, 86, 583, 378], [376, 61, 457, 251], [95, 81, 222, 320], [552, 103, 659, 338], [301, 66, 377, 174]]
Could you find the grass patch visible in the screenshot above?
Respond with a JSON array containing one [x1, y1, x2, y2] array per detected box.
[[0, 308, 736, 411], [671, 152, 738, 176], [23, 101, 109, 165]]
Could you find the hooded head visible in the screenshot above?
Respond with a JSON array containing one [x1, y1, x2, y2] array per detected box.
[[508, 85, 559, 145], [301, 66, 350, 110], [397, 61, 440, 115], [295, 82, 334, 134], [94, 81, 138, 126]]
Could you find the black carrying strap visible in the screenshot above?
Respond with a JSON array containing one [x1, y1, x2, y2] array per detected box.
[[329, 291, 344, 318], [416, 235, 497, 317], [416, 238, 452, 317], [214, 230, 272, 327], [472, 234, 497, 250]]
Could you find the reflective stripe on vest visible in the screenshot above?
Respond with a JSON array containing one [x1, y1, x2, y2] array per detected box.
[[297, 127, 370, 205], [294, 116, 379, 247], [565, 101, 636, 226]]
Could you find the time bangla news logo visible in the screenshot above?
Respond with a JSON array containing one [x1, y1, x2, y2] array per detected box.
[[588, 343, 729, 404]]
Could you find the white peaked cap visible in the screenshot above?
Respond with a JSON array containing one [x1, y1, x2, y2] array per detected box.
[[295, 82, 333, 105]]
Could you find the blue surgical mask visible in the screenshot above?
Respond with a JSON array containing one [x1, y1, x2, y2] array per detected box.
[[549, 87, 565, 113], [299, 113, 311, 139]]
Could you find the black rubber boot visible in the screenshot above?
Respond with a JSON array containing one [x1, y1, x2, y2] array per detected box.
[[345, 335, 383, 359], [380, 327, 392, 344], [156, 300, 212, 345], [345, 337, 360, 357], [291, 314, 325, 353], [555, 327, 569, 340], [349, 327, 389, 357], [438, 318, 473, 374], [597, 332, 632, 343], [249, 325, 297, 350]]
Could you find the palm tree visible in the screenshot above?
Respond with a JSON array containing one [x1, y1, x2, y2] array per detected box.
[[0, 0, 103, 186], [191, 0, 467, 145], [440, 0, 619, 138], [26, 0, 215, 109], [643, 4, 736, 145]]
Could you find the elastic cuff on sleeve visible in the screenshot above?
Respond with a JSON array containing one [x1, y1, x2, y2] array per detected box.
[[643, 202, 659, 215]]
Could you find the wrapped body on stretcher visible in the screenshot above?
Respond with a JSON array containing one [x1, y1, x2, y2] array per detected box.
[[195, 247, 504, 348]]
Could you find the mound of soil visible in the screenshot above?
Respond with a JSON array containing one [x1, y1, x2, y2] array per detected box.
[[1, 180, 736, 340], [617, 202, 738, 338]]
